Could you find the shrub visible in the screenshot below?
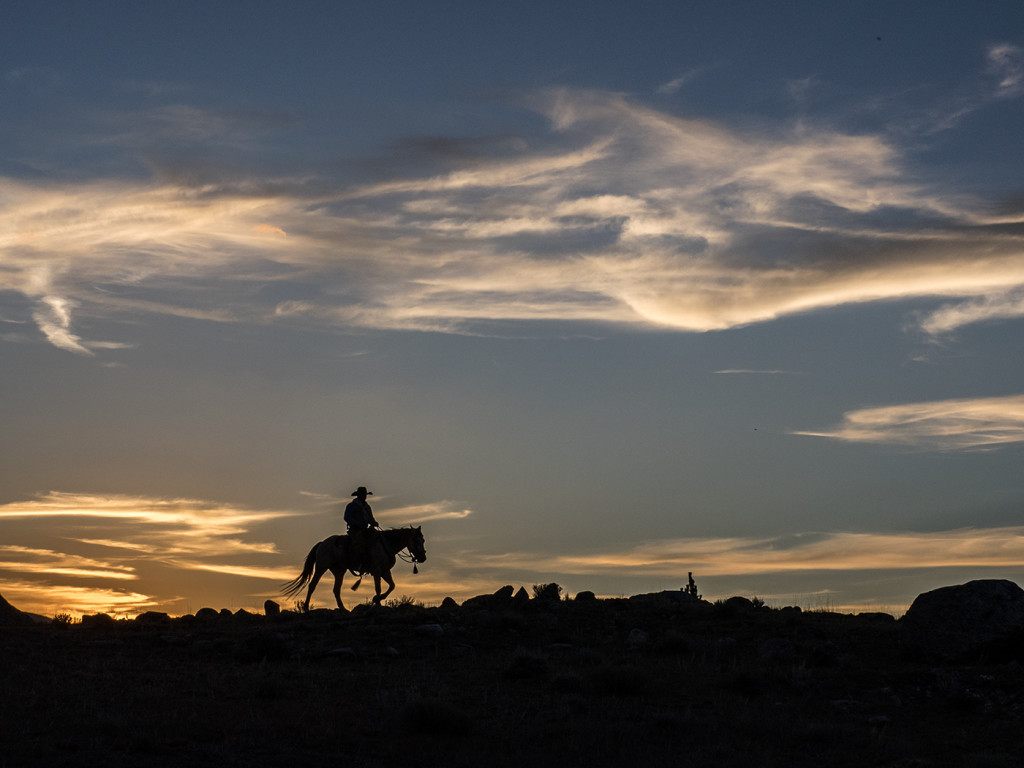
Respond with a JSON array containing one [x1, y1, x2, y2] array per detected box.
[[532, 583, 563, 602]]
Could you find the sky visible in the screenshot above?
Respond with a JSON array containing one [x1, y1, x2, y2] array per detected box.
[[2, 1, 1024, 618]]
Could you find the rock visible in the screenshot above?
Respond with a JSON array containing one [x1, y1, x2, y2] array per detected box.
[[415, 623, 444, 636], [627, 628, 650, 649], [135, 611, 171, 626], [628, 590, 702, 606], [492, 584, 515, 603], [758, 637, 798, 662], [264, 599, 281, 617], [324, 647, 357, 660], [721, 596, 755, 612], [513, 586, 530, 607], [462, 585, 515, 610], [195, 607, 220, 622], [439, 596, 459, 610], [900, 579, 1024, 661], [575, 590, 597, 602], [0, 593, 34, 626], [81, 613, 117, 628], [235, 632, 289, 662]]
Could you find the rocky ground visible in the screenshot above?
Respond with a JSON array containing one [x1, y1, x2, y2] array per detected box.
[[2, 585, 1024, 768]]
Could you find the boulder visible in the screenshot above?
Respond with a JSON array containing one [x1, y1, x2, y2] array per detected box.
[[0, 592, 33, 626], [900, 579, 1024, 661], [629, 590, 703, 606], [264, 599, 281, 617], [627, 628, 650, 649], [135, 611, 171, 626], [758, 637, 798, 662], [462, 585, 515, 610], [81, 612, 117, 628]]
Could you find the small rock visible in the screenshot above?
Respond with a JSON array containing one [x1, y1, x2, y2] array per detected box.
[[759, 637, 797, 662], [627, 628, 650, 649], [325, 647, 357, 660]]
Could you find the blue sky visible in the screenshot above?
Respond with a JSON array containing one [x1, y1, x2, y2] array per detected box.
[[2, 1, 1024, 617]]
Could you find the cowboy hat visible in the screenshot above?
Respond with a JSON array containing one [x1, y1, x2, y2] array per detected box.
[[351, 486, 373, 496]]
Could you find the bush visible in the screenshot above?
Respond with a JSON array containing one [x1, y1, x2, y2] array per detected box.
[[532, 583, 563, 602]]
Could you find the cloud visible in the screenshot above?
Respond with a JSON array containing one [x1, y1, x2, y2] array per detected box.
[[714, 369, 803, 375], [3, 80, 1024, 353], [0, 491, 299, 616], [0, 545, 137, 580], [0, 491, 473, 616], [452, 526, 1024, 578], [793, 394, 1024, 450], [386, 500, 475, 524], [916, 288, 1024, 337], [31, 295, 94, 355], [0, 580, 159, 617], [988, 43, 1024, 98]]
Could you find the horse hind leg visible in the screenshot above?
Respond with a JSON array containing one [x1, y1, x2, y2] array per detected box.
[[331, 568, 347, 612], [303, 564, 328, 612]]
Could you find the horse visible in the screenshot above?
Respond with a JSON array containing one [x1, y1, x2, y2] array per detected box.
[[281, 526, 426, 612]]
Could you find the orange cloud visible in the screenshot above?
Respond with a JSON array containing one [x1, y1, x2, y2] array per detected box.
[[254, 223, 287, 237]]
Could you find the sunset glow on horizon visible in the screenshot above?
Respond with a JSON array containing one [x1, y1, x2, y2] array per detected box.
[[3, 2, 1023, 620]]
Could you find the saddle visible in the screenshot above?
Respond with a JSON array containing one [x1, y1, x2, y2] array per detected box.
[[346, 529, 383, 575]]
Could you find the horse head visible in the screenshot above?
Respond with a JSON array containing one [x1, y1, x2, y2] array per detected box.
[[408, 525, 427, 564]]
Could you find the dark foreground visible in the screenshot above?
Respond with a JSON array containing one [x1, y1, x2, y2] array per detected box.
[[2, 593, 1023, 768]]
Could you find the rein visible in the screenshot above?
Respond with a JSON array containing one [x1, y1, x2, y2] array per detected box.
[[380, 528, 421, 573]]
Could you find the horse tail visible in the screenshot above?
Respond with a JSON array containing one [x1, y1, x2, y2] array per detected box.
[[280, 542, 320, 598]]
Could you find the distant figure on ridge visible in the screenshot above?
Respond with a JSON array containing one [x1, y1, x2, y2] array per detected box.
[[344, 486, 379, 570]]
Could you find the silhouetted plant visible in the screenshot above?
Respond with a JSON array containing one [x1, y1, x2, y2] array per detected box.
[[684, 572, 702, 600], [532, 582, 563, 602], [386, 594, 420, 608], [52, 612, 75, 626]]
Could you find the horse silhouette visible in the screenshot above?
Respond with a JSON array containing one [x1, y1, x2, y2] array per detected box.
[[281, 526, 426, 612]]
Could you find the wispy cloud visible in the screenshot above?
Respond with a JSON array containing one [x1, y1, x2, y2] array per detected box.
[[793, 394, 1024, 450], [0, 580, 159, 617], [0, 491, 474, 616], [3, 58, 1024, 355], [452, 527, 1024, 578], [714, 369, 803, 375], [0, 545, 137, 580], [988, 43, 1024, 98], [386, 500, 475, 524], [0, 491, 299, 616], [916, 288, 1024, 337]]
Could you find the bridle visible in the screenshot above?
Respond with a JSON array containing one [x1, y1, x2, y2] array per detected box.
[[381, 527, 425, 571]]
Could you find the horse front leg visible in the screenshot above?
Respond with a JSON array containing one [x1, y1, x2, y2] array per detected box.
[[373, 570, 395, 605]]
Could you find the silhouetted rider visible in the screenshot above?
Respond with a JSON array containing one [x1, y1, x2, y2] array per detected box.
[[344, 486, 379, 570]]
